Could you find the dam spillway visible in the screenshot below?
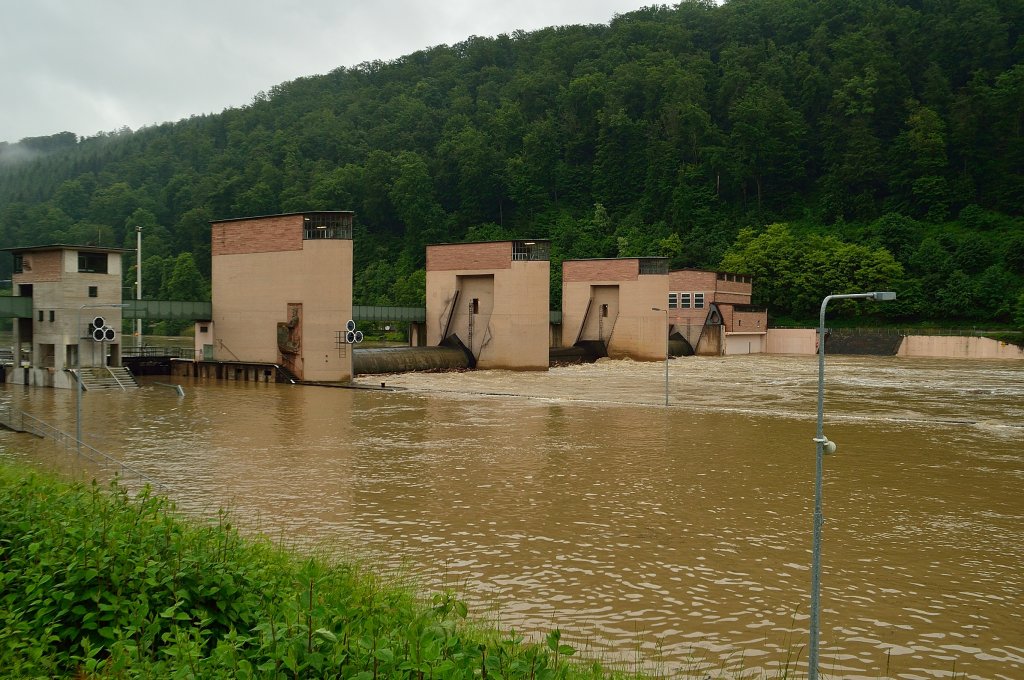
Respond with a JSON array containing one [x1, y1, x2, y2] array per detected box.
[[352, 346, 471, 375]]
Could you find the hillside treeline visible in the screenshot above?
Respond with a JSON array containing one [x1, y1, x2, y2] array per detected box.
[[1, 0, 1022, 324]]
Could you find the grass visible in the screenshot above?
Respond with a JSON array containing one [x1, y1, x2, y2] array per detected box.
[[0, 461, 660, 679]]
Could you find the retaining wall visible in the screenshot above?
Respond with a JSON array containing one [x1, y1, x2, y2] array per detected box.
[[897, 335, 1024, 360]]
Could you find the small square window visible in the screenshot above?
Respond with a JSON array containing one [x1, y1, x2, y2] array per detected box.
[[88, 286, 98, 298], [200, 325, 209, 333]]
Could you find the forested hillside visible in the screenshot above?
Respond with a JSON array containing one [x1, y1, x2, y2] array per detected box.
[[1, 0, 1022, 324]]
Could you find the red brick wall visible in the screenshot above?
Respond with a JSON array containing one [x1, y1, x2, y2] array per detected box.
[[728, 306, 768, 332], [426, 242, 511, 271], [716, 279, 751, 296], [212, 215, 303, 256], [563, 259, 638, 282], [14, 251, 63, 283], [669, 269, 752, 303], [668, 270, 715, 290]]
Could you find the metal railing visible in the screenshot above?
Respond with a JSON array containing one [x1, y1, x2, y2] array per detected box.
[[0, 405, 170, 493], [121, 345, 196, 359]]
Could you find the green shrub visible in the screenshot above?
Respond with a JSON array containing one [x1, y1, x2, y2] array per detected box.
[[0, 464, 622, 679]]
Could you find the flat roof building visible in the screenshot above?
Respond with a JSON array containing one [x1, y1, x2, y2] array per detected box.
[[425, 240, 550, 370], [209, 212, 355, 382], [667, 269, 767, 355], [3, 244, 131, 388], [561, 257, 670, 361]]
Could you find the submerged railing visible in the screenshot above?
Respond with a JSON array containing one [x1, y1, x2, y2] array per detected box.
[[0, 405, 169, 493]]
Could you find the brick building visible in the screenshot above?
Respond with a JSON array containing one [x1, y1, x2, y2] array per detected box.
[[2, 244, 130, 388], [207, 212, 354, 382], [667, 269, 767, 355], [561, 257, 670, 361], [425, 240, 550, 370]]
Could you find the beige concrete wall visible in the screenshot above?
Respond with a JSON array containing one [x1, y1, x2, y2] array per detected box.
[[766, 328, 818, 355], [897, 335, 1024, 360], [725, 332, 767, 355], [426, 245, 549, 370], [212, 239, 353, 381], [562, 259, 668, 361]]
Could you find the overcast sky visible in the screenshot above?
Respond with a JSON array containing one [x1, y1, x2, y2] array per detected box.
[[0, 0, 663, 145]]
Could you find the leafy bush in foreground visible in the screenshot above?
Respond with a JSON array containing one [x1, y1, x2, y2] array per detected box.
[[0, 464, 600, 679]]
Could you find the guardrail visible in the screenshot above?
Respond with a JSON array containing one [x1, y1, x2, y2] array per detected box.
[[771, 326, 1023, 337], [0, 405, 170, 493], [121, 346, 196, 359]]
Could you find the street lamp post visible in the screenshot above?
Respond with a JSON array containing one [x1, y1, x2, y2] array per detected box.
[[652, 307, 669, 406], [135, 226, 143, 349], [809, 291, 896, 680], [75, 303, 128, 453]]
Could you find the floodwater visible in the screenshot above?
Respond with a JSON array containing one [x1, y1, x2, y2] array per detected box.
[[1, 353, 1022, 679]]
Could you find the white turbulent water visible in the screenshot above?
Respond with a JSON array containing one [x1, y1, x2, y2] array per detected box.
[[2, 354, 1023, 679]]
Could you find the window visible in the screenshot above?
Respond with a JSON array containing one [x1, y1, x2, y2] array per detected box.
[[668, 292, 679, 309], [13, 254, 24, 273], [638, 258, 668, 275], [38, 310, 44, 322], [512, 240, 549, 261], [694, 292, 705, 309], [88, 286, 98, 298], [303, 213, 353, 240], [49, 310, 55, 322], [680, 293, 691, 309], [78, 252, 108, 273], [200, 325, 209, 333]]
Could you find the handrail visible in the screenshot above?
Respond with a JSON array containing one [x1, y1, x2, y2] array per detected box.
[[575, 297, 594, 346], [217, 339, 241, 361], [0, 406, 169, 493], [440, 290, 460, 341], [106, 367, 127, 391]]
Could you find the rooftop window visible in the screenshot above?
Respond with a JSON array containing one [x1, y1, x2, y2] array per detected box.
[[303, 213, 353, 240], [638, 258, 668, 275], [78, 252, 108, 273], [512, 240, 549, 261]]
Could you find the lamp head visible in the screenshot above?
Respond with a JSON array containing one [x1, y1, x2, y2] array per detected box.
[[871, 291, 897, 301]]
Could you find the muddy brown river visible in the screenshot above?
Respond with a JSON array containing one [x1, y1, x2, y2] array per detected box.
[[1, 354, 1022, 679]]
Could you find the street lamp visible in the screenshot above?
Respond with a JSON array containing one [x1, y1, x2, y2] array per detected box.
[[135, 226, 143, 349], [652, 307, 669, 406], [75, 303, 128, 453], [808, 291, 896, 680]]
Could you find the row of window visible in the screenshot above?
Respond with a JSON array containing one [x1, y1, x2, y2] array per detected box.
[[12, 253, 109, 274], [668, 292, 705, 309], [716, 272, 752, 284]]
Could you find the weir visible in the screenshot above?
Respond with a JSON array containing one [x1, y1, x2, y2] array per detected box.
[[352, 346, 472, 375]]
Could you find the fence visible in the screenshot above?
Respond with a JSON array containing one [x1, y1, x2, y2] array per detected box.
[[121, 345, 196, 359], [0, 405, 170, 494], [771, 326, 1023, 338]]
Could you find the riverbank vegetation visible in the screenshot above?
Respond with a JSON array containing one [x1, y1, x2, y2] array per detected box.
[[0, 462, 630, 679], [1, 0, 1021, 327]]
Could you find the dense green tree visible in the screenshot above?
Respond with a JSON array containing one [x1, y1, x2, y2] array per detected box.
[[0, 0, 1019, 325]]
